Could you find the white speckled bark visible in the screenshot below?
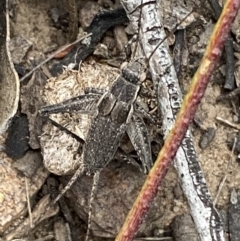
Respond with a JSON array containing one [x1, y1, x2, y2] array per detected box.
[[120, 0, 225, 240]]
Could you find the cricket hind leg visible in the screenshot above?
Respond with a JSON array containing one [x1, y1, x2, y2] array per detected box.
[[45, 117, 85, 146], [126, 113, 153, 173], [85, 170, 101, 241], [135, 101, 156, 123], [41, 116, 86, 198], [52, 163, 86, 205], [115, 147, 143, 170]]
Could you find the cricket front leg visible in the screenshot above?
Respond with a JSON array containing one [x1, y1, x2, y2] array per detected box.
[[135, 101, 156, 123]]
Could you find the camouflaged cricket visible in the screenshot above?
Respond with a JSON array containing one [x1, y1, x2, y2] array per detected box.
[[40, 60, 153, 197]]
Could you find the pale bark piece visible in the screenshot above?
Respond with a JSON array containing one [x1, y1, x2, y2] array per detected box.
[[120, 0, 224, 240], [228, 189, 240, 241], [12, 150, 43, 178], [0, 0, 20, 134], [8, 35, 32, 64]]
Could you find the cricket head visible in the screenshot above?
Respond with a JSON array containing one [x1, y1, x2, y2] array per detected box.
[[121, 61, 146, 85]]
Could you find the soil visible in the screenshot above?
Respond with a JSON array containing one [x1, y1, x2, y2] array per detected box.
[[1, 0, 240, 240]]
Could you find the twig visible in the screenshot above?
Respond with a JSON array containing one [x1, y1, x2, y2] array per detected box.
[[208, 0, 222, 17], [224, 36, 235, 90], [20, 33, 92, 82], [173, 29, 185, 78], [33, 235, 55, 241], [216, 116, 240, 130]]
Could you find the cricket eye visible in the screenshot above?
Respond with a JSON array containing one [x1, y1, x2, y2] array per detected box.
[[139, 72, 147, 83], [120, 61, 128, 70]]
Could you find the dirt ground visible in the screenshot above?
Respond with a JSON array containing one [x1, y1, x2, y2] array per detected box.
[[1, 0, 240, 240]]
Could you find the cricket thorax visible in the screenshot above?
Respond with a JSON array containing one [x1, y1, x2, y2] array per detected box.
[[121, 61, 145, 84]]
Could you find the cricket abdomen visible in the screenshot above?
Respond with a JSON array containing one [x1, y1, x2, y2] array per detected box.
[[83, 115, 126, 173]]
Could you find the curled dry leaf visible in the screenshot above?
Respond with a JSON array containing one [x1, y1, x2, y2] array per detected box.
[[0, 0, 20, 134]]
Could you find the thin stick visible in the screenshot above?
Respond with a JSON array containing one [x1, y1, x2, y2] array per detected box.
[[216, 116, 240, 130], [20, 33, 92, 82]]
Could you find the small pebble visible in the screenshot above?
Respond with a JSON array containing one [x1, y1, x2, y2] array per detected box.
[[199, 127, 216, 149]]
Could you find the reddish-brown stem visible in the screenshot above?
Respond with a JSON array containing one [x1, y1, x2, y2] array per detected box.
[[116, 0, 240, 240]]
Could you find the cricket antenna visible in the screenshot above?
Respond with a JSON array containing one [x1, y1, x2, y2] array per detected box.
[[124, 1, 195, 67], [146, 10, 195, 63]]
